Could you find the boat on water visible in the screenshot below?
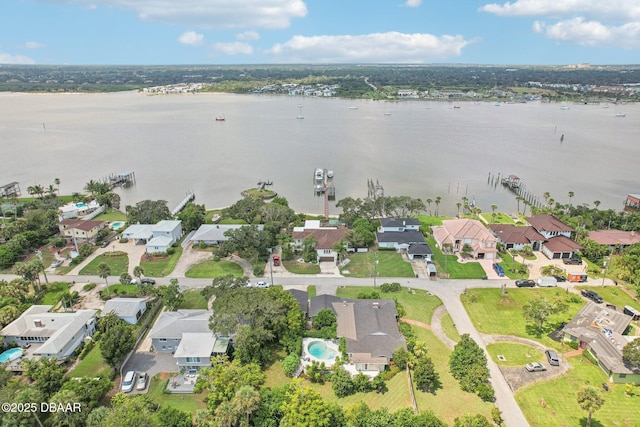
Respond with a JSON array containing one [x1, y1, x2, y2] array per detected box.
[[296, 105, 304, 119], [215, 116, 225, 121], [560, 105, 569, 110], [348, 106, 358, 110], [314, 168, 324, 183], [212, 214, 221, 223], [327, 170, 334, 179], [616, 112, 626, 117], [383, 112, 391, 116], [453, 105, 461, 109]]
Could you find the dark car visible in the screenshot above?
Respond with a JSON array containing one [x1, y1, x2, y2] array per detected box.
[[581, 289, 603, 303], [493, 263, 505, 277], [515, 279, 536, 287], [563, 258, 582, 265], [553, 275, 567, 282], [545, 349, 560, 366], [140, 278, 156, 285]]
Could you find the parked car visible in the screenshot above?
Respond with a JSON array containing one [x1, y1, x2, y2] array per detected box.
[[492, 263, 505, 277], [525, 362, 547, 372], [515, 279, 536, 288], [272, 255, 280, 266], [140, 278, 156, 285], [537, 276, 558, 287], [100, 240, 110, 248], [121, 370, 136, 393], [545, 350, 560, 366], [136, 372, 148, 391], [553, 275, 567, 282], [581, 289, 603, 303], [255, 281, 270, 288], [130, 278, 138, 284], [50, 259, 64, 268], [563, 258, 582, 265]]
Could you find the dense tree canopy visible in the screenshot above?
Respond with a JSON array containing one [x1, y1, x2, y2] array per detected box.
[[125, 199, 171, 225]]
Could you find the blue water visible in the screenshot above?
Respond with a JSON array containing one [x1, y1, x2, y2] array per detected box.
[[75, 203, 87, 208], [111, 221, 124, 229], [308, 341, 337, 360], [0, 348, 23, 363]]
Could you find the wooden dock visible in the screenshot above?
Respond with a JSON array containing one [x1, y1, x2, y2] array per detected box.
[[171, 192, 195, 216]]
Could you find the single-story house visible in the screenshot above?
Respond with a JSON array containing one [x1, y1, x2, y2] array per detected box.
[[488, 224, 546, 251], [310, 295, 406, 374], [562, 302, 640, 384], [432, 219, 498, 260], [122, 220, 183, 253], [102, 298, 147, 325], [376, 230, 426, 250], [378, 218, 421, 233], [525, 214, 573, 239], [287, 289, 309, 317], [407, 243, 433, 260], [148, 309, 229, 370], [0, 305, 97, 361], [292, 220, 349, 263], [587, 230, 640, 252], [541, 235, 583, 259], [58, 219, 107, 244], [189, 224, 265, 246]]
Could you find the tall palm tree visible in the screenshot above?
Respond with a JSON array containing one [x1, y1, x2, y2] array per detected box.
[[54, 177, 61, 194], [46, 184, 57, 197], [593, 200, 601, 210], [490, 204, 498, 223], [425, 198, 433, 216], [456, 202, 462, 217], [133, 266, 144, 283], [568, 191, 575, 207], [434, 196, 442, 217], [515, 196, 522, 214], [97, 263, 111, 296]]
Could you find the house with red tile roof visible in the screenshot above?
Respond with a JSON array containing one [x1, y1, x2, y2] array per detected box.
[[488, 224, 545, 251], [525, 214, 573, 239], [587, 230, 640, 251], [541, 235, 582, 260], [292, 220, 349, 263], [432, 219, 498, 260]]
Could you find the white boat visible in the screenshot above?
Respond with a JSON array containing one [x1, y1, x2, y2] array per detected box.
[[327, 170, 334, 178], [560, 105, 569, 110], [348, 106, 358, 110], [296, 105, 304, 119], [314, 168, 324, 183], [383, 112, 391, 116], [212, 214, 220, 223], [615, 112, 626, 117]]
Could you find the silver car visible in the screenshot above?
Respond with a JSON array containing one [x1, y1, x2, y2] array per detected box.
[[525, 362, 546, 372]]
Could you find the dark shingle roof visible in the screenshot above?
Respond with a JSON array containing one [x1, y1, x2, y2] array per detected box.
[[525, 214, 573, 233], [407, 243, 433, 255], [376, 230, 425, 245], [489, 224, 545, 245], [379, 218, 421, 228], [287, 289, 309, 315]]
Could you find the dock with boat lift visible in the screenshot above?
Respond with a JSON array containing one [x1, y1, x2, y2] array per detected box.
[[106, 171, 135, 189], [171, 192, 195, 216]]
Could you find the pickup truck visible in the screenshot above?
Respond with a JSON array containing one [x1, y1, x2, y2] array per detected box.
[[563, 258, 582, 265]]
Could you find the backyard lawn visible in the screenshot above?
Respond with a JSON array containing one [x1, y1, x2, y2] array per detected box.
[[426, 237, 486, 279], [141, 247, 182, 277], [486, 342, 545, 366], [282, 260, 321, 274], [516, 355, 640, 427], [576, 285, 640, 311], [70, 341, 111, 378], [480, 212, 516, 225], [39, 282, 70, 306], [185, 260, 243, 278], [178, 289, 208, 309], [92, 208, 127, 222], [340, 251, 414, 278], [416, 215, 449, 227], [79, 253, 128, 276], [147, 373, 208, 414], [461, 288, 583, 349]]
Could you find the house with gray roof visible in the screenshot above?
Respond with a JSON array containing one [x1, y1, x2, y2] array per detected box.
[[189, 224, 264, 246], [376, 218, 425, 251], [562, 302, 639, 384], [379, 218, 421, 232], [309, 295, 406, 374], [148, 309, 229, 370], [122, 220, 183, 253], [0, 305, 97, 361], [102, 298, 147, 325]]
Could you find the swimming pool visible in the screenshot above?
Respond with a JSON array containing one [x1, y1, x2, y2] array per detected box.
[[307, 340, 338, 361], [110, 221, 124, 230], [75, 202, 87, 208], [0, 348, 23, 363]]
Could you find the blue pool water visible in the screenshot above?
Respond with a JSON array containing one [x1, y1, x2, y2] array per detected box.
[[307, 341, 337, 360], [0, 348, 23, 363], [75, 203, 87, 208], [111, 221, 124, 230]]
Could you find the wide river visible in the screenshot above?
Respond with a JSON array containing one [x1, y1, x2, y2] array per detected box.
[[1, 91, 637, 217]]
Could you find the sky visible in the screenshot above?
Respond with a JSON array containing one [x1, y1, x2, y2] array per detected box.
[[2, 0, 639, 65]]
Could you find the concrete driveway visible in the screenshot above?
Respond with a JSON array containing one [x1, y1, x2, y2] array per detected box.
[[122, 352, 179, 394]]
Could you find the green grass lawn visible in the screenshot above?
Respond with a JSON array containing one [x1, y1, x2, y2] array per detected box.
[[462, 288, 584, 349], [282, 260, 321, 274], [100, 284, 139, 298], [70, 341, 111, 378], [440, 312, 461, 343], [147, 374, 208, 414], [141, 247, 182, 277], [39, 281, 70, 305], [185, 260, 243, 278], [179, 289, 208, 309], [516, 355, 640, 427], [486, 342, 545, 366], [411, 326, 494, 425], [79, 253, 129, 276], [307, 285, 316, 298], [416, 215, 449, 227], [92, 208, 127, 221], [336, 285, 442, 324], [498, 251, 529, 280], [480, 212, 515, 225], [576, 285, 640, 311], [340, 251, 414, 278], [425, 237, 487, 279]]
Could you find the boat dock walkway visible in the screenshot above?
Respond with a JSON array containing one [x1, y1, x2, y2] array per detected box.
[[171, 192, 195, 216]]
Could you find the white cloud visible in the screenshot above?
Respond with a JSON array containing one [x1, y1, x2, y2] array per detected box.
[[23, 41, 46, 49], [237, 30, 260, 41], [61, 0, 307, 29], [404, 0, 422, 7], [213, 41, 254, 56], [534, 18, 640, 48], [265, 32, 474, 63], [178, 31, 204, 45], [0, 53, 36, 64], [479, 0, 640, 21]]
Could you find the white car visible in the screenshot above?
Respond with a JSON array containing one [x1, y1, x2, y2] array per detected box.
[[121, 370, 136, 393], [255, 281, 270, 288], [136, 372, 148, 391], [50, 259, 64, 268], [525, 362, 546, 372]]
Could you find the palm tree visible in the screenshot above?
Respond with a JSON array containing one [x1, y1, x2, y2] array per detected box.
[[515, 196, 522, 214], [332, 239, 348, 263], [234, 385, 261, 426], [456, 202, 462, 217], [434, 196, 442, 217], [543, 192, 551, 205], [46, 184, 57, 197], [593, 200, 601, 210], [54, 177, 61, 194], [522, 200, 530, 216], [97, 263, 111, 296], [568, 191, 575, 207], [133, 266, 144, 283], [490, 204, 498, 223], [425, 198, 433, 216]]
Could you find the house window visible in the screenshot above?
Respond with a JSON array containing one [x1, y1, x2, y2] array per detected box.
[[186, 357, 200, 363]]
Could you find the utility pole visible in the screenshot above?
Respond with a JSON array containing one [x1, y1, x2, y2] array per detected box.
[[373, 253, 379, 287]]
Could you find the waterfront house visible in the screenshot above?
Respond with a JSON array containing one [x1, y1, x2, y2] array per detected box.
[[58, 219, 107, 245], [122, 220, 183, 253], [488, 224, 545, 251], [432, 219, 498, 260], [189, 224, 265, 246], [376, 218, 426, 251], [540, 235, 583, 260], [562, 302, 640, 384], [525, 214, 573, 239], [58, 200, 101, 220], [102, 297, 147, 325], [0, 305, 97, 361], [292, 220, 349, 263], [587, 230, 640, 252]]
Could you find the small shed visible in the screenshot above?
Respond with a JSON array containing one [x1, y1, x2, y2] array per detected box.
[[567, 272, 588, 282]]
